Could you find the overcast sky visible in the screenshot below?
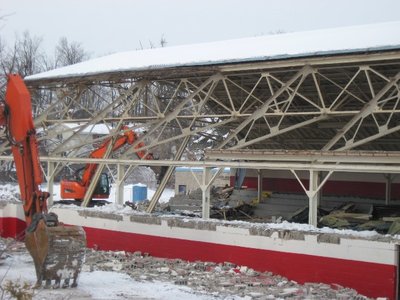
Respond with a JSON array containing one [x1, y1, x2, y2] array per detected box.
[[2, 0, 400, 58]]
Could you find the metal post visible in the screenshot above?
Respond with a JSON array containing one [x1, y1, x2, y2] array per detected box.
[[385, 174, 392, 205], [257, 169, 262, 204], [308, 170, 319, 227], [202, 167, 211, 219], [46, 161, 54, 206], [116, 164, 124, 205]]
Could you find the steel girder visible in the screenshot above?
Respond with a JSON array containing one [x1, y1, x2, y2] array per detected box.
[[21, 60, 400, 159]]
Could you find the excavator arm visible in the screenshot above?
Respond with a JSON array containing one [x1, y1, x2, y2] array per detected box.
[[81, 126, 153, 188], [0, 74, 49, 224], [1, 74, 86, 288], [61, 125, 154, 200]]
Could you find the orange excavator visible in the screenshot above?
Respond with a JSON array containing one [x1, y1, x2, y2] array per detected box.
[[0, 74, 86, 287], [60, 125, 154, 201]]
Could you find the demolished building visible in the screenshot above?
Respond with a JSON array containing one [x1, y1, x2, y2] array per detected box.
[[1, 21, 400, 299]]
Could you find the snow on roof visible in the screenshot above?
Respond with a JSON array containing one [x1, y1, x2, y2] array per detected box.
[[62, 123, 110, 134], [26, 21, 400, 82]]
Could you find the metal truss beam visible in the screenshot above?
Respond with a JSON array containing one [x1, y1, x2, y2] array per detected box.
[[1, 155, 399, 174], [323, 71, 400, 150], [205, 149, 400, 164]]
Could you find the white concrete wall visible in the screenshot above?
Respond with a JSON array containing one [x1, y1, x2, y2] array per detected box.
[[175, 169, 230, 194]]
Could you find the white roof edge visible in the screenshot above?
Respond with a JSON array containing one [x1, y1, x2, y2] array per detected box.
[[26, 21, 400, 82]]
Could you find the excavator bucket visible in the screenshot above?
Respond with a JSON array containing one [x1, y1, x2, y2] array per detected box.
[[25, 218, 86, 288]]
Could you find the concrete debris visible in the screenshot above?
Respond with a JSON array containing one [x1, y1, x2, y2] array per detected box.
[[129, 184, 400, 235], [317, 204, 400, 234], [285, 199, 400, 235], [82, 247, 372, 299], [0, 235, 374, 299], [167, 188, 265, 220]]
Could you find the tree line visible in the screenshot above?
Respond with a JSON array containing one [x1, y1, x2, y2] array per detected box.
[[0, 23, 211, 168], [0, 31, 89, 79]]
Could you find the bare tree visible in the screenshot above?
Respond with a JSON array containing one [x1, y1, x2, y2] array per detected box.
[[1, 31, 45, 77], [160, 35, 167, 47], [0, 37, 7, 104], [139, 35, 168, 50], [55, 37, 89, 67], [0, 11, 14, 30]]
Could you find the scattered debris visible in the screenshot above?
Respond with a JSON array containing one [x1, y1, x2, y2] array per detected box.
[[286, 201, 400, 234], [167, 188, 269, 220], [126, 183, 400, 235], [83, 245, 374, 299], [0, 237, 374, 299], [371, 204, 400, 220], [288, 206, 330, 224]]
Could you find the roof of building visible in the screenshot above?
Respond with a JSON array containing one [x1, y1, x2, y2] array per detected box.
[[25, 21, 400, 83]]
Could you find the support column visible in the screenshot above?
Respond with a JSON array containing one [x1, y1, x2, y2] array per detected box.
[[308, 170, 320, 227], [147, 136, 191, 213], [257, 169, 262, 204], [46, 162, 54, 206], [385, 174, 392, 205], [115, 164, 124, 205], [292, 169, 333, 227], [202, 167, 211, 219]]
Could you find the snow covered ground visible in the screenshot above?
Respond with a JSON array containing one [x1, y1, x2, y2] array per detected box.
[[0, 238, 371, 300], [0, 240, 228, 300], [1, 184, 214, 300], [1, 184, 216, 299]]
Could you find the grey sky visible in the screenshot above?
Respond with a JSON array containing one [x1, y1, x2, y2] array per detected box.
[[2, 0, 400, 57]]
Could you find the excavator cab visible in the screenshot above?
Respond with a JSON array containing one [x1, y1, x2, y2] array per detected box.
[[94, 173, 111, 197], [75, 167, 110, 197], [60, 126, 154, 202], [61, 168, 110, 200]]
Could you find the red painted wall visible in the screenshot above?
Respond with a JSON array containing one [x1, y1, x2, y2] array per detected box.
[[231, 176, 400, 199], [0, 217, 396, 299], [0, 217, 26, 240], [84, 226, 396, 299]]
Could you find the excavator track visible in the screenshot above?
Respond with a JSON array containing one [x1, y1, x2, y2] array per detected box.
[[25, 217, 86, 288]]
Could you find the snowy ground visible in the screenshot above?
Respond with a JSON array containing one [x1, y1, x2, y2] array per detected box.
[[0, 238, 371, 300], [1, 184, 219, 300], [0, 239, 225, 300]]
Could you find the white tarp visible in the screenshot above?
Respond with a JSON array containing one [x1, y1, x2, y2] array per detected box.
[[26, 21, 400, 82]]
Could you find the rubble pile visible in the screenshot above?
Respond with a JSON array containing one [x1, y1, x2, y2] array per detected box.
[[84, 248, 372, 299], [289, 202, 400, 235], [168, 188, 219, 213], [167, 187, 262, 220], [167, 186, 400, 235]]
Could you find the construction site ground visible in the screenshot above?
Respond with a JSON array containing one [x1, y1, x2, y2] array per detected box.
[[0, 238, 372, 300]]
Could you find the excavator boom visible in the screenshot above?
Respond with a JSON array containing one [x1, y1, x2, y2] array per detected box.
[[2, 74, 86, 288], [61, 125, 154, 201]]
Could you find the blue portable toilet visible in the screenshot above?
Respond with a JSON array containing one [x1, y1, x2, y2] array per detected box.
[[132, 184, 148, 202]]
